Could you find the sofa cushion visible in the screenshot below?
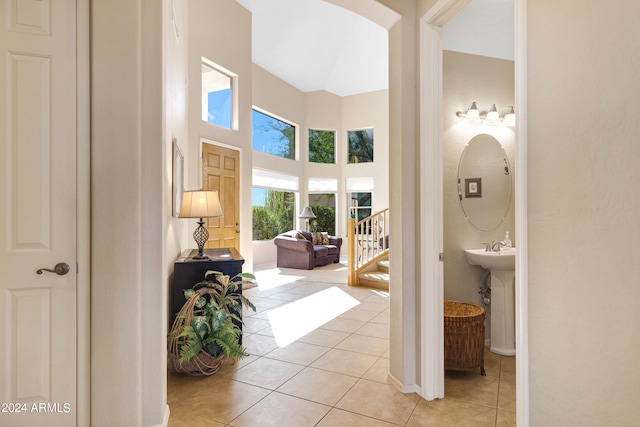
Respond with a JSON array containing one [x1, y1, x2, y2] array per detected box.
[[294, 231, 306, 240], [313, 245, 329, 258], [325, 245, 339, 255]]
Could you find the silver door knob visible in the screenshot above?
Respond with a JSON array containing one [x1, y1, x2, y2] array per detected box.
[[37, 262, 70, 276]]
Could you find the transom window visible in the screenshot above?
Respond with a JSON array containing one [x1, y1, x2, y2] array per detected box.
[[201, 59, 235, 129], [347, 128, 374, 164], [308, 129, 335, 164], [252, 109, 296, 160]]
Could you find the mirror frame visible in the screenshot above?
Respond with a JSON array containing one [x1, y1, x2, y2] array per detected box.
[[457, 133, 512, 231]]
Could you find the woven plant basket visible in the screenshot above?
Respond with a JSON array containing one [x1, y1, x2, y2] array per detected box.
[[168, 287, 225, 376], [443, 300, 486, 376]]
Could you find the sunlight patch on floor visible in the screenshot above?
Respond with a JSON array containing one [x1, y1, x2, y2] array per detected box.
[[253, 268, 307, 290], [267, 286, 360, 347]]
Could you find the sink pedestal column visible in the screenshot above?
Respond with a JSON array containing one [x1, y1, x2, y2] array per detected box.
[[489, 270, 515, 356]]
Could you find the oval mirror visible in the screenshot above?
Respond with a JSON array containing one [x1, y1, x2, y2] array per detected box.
[[458, 134, 512, 231]]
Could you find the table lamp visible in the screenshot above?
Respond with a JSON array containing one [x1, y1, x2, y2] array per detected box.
[[179, 190, 223, 259], [298, 206, 316, 231]]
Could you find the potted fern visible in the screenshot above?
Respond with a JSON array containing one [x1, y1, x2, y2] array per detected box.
[[168, 270, 256, 376]]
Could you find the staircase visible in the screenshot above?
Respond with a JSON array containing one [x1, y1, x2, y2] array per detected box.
[[347, 209, 390, 288], [357, 259, 389, 291]]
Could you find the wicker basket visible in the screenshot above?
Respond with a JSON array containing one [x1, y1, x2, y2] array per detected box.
[[444, 300, 486, 376], [168, 287, 225, 376]]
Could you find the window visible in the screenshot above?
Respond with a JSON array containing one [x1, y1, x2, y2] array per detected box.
[[252, 109, 295, 159], [308, 129, 335, 163], [252, 187, 295, 241], [201, 60, 234, 129], [348, 192, 372, 222], [347, 128, 374, 164], [309, 193, 336, 235]]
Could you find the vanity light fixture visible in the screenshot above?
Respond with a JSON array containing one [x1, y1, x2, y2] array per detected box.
[[456, 101, 480, 120], [484, 104, 501, 125], [502, 106, 516, 126], [456, 102, 515, 126]]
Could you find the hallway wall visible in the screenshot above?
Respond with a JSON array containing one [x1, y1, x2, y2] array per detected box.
[[528, 1, 640, 424]]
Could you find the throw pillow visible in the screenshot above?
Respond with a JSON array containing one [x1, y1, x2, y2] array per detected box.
[[295, 231, 306, 240], [312, 232, 323, 245], [320, 232, 330, 245]]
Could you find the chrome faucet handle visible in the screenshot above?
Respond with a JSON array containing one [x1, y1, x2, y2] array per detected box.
[[491, 241, 506, 252], [481, 242, 491, 252]]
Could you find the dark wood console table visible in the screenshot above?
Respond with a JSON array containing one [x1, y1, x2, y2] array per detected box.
[[171, 248, 245, 332]]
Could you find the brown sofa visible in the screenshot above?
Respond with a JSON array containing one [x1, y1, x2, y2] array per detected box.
[[273, 230, 342, 270]]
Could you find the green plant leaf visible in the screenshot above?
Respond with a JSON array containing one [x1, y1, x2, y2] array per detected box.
[[194, 296, 206, 309]]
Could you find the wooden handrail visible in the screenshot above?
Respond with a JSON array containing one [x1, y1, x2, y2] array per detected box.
[[347, 208, 389, 286]]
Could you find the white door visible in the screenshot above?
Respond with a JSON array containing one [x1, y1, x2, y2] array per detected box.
[[0, 0, 78, 425]]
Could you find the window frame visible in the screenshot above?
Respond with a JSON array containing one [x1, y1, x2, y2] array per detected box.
[[347, 128, 375, 164], [308, 128, 336, 164], [201, 58, 237, 130], [252, 108, 298, 160]]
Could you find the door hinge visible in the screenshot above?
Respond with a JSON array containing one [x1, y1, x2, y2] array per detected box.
[[439, 252, 444, 262]]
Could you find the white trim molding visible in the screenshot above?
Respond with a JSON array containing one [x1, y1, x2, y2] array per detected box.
[[419, 3, 529, 425], [419, 0, 472, 402], [514, 0, 529, 425]]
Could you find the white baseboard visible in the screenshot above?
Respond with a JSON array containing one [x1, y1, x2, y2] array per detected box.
[[149, 405, 170, 427], [387, 372, 420, 394]]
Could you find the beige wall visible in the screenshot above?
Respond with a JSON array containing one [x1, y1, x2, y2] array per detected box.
[[91, 0, 167, 424], [187, 0, 254, 266], [165, 0, 189, 304], [342, 90, 390, 216], [528, 1, 640, 424], [443, 50, 515, 338]]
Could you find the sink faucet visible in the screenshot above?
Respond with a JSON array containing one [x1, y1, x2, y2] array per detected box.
[[491, 241, 506, 252]]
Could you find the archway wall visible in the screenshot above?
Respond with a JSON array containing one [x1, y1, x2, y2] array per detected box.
[[332, 0, 441, 392]]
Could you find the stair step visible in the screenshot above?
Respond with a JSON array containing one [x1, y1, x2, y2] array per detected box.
[[358, 271, 389, 291], [377, 260, 389, 273]]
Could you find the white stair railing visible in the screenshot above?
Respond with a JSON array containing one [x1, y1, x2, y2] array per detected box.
[[347, 208, 389, 286]]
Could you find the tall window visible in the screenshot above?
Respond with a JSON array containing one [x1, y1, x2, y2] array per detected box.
[[347, 128, 374, 164], [309, 193, 336, 235], [201, 60, 234, 129], [308, 129, 335, 164], [348, 192, 372, 222], [252, 109, 295, 159], [252, 188, 295, 241]]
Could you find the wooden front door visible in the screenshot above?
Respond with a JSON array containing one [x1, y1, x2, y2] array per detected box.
[[202, 142, 240, 249], [0, 0, 79, 425]]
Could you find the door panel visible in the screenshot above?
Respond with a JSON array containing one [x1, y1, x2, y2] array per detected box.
[[202, 143, 240, 249], [0, 0, 77, 425]]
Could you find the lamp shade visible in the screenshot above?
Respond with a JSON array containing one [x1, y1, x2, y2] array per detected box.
[[484, 104, 500, 125], [179, 190, 223, 218], [465, 101, 480, 120], [298, 206, 316, 219], [502, 106, 516, 126]]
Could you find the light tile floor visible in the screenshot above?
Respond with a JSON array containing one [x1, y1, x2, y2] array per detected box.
[[168, 262, 516, 427]]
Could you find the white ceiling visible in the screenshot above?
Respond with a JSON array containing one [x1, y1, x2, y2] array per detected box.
[[443, 0, 514, 61], [235, 0, 513, 97]]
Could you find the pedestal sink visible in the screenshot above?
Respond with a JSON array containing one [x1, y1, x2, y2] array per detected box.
[[464, 248, 516, 356]]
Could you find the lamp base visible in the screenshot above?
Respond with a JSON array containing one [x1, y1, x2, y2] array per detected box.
[[192, 219, 210, 260], [191, 252, 210, 260]]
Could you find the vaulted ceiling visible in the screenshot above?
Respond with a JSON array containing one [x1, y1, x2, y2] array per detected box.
[[235, 0, 513, 97]]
